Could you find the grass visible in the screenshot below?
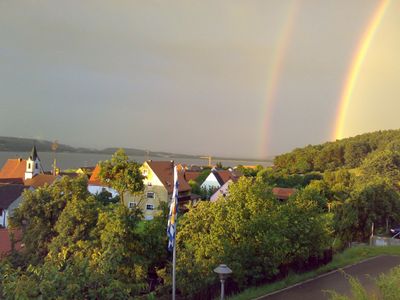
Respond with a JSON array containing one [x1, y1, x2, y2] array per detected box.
[[228, 246, 400, 300]]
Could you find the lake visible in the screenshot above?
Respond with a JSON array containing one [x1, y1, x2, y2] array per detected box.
[[0, 151, 271, 171]]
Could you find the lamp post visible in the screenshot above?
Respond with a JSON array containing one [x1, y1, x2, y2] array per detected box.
[[214, 264, 232, 300]]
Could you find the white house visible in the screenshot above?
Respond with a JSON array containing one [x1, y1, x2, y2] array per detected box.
[[210, 179, 234, 202], [0, 184, 29, 228], [87, 165, 119, 197], [200, 169, 241, 190]]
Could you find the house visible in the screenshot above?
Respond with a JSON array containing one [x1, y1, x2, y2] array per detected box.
[[87, 165, 118, 197], [0, 147, 59, 227], [0, 184, 27, 227], [0, 146, 44, 182], [210, 179, 235, 202], [183, 170, 201, 183], [0, 228, 22, 258], [200, 169, 242, 191], [129, 160, 192, 220], [24, 174, 58, 188], [272, 187, 297, 201], [76, 166, 95, 177]]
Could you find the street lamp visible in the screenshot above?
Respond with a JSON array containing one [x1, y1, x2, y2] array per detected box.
[[214, 264, 232, 300]]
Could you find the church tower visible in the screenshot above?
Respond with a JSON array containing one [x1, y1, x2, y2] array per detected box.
[[25, 145, 42, 180]]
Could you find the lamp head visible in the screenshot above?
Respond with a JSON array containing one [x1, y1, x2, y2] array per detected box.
[[214, 264, 232, 280]]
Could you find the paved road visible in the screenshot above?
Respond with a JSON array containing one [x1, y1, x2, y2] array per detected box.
[[258, 255, 400, 300]]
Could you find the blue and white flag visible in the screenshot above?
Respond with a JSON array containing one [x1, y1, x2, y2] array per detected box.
[[167, 166, 179, 252]]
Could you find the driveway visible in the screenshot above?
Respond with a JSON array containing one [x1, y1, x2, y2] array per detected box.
[[257, 255, 400, 300]]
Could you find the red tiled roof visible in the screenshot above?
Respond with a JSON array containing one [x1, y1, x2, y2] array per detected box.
[[184, 171, 201, 182], [0, 159, 27, 179], [272, 187, 297, 200], [212, 170, 242, 186], [0, 228, 22, 257], [24, 174, 57, 188], [0, 184, 26, 209], [0, 178, 24, 185], [147, 161, 191, 194], [88, 165, 106, 186]]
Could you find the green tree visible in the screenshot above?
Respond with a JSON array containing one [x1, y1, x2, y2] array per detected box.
[[333, 177, 400, 242], [2, 176, 165, 299], [175, 177, 332, 297], [99, 149, 144, 205], [9, 176, 90, 265], [343, 141, 371, 168], [360, 150, 400, 186]]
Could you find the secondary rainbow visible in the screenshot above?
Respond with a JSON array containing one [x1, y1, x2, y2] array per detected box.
[[333, 0, 390, 141], [260, 0, 300, 158]]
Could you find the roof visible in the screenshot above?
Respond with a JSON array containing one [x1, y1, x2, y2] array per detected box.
[[272, 187, 297, 200], [146, 161, 191, 194], [212, 170, 241, 186], [210, 179, 234, 202], [77, 166, 95, 173], [0, 228, 22, 257], [0, 184, 26, 209], [183, 171, 201, 182], [0, 159, 27, 179], [88, 165, 106, 186], [29, 145, 39, 161], [24, 174, 58, 188], [0, 178, 24, 185], [58, 172, 79, 178]]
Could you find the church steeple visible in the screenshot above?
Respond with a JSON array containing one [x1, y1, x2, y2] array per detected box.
[[30, 145, 38, 161], [25, 145, 42, 180]]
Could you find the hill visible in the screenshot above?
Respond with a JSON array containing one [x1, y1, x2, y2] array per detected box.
[[0, 136, 269, 163], [274, 129, 400, 173]]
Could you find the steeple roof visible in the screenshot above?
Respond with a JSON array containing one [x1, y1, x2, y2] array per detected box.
[[30, 145, 39, 161]]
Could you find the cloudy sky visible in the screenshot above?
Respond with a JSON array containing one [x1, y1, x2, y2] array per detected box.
[[0, 0, 399, 159]]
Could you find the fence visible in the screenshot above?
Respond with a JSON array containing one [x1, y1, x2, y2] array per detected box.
[[370, 236, 400, 246]]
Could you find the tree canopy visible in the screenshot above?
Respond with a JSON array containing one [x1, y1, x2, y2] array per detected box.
[[99, 148, 144, 204]]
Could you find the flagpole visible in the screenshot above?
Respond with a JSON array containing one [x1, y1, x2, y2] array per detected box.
[[172, 224, 176, 300]]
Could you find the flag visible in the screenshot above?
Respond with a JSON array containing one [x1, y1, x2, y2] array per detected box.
[[167, 166, 179, 252]]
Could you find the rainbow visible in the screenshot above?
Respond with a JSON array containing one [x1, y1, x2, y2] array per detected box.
[[333, 0, 390, 140], [260, 0, 300, 158]]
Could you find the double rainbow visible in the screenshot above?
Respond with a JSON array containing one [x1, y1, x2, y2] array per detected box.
[[260, 0, 300, 158], [333, 0, 390, 140]]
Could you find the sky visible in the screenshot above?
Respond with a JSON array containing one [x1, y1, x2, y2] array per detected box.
[[0, 0, 399, 159]]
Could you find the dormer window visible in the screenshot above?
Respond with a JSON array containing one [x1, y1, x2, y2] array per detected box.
[[28, 163, 31, 169], [35, 163, 38, 169]]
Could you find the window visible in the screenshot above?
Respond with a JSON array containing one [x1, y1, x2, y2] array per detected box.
[[146, 204, 154, 210], [147, 192, 155, 199], [28, 163, 31, 169], [35, 163, 38, 169], [128, 202, 136, 209], [147, 182, 152, 186]]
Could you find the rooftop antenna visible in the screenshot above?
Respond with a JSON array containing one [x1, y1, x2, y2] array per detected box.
[[51, 140, 59, 175]]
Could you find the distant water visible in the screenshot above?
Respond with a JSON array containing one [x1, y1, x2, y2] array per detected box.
[[0, 151, 271, 171]]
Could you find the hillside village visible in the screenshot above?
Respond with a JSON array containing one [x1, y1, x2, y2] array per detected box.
[[1, 146, 280, 245], [2, 130, 400, 298]]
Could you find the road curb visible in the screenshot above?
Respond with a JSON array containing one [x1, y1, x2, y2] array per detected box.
[[252, 255, 393, 300]]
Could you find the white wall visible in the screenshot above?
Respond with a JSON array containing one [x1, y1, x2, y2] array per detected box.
[[0, 209, 6, 227], [88, 185, 119, 197], [200, 172, 221, 190]]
